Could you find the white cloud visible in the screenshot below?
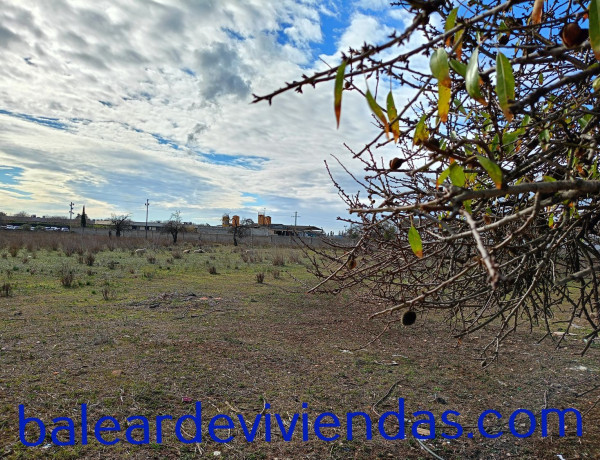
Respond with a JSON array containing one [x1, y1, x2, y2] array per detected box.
[[0, 0, 405, 231]]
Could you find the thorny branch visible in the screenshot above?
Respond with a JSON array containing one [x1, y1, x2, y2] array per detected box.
[[257, 0, 600, 363]]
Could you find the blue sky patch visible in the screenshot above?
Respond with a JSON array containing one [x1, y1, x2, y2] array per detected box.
[[0, 109, 68, 130], [201, 152, 268, 170], [0, 166, 24, 186]]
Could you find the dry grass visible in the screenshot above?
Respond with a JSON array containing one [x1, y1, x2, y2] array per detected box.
[[0, 240, 598, 459]]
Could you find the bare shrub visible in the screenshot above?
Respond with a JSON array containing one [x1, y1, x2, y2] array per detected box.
[[1, 282, 13, 297], [101, 286, 116, 301], [9, 244, 19, 258], [85, 252, 95, 266], [58, 264, 75, 287], [272, 252, 285, 266], [208, 266, 217, 275], [256, 272, 265, 284], [147, 255, 157, 264]]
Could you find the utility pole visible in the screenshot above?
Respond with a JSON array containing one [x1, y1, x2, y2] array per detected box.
[[291, 211, 300, 235], [145, 199, 150, 239], [69, 202, 74, 230]]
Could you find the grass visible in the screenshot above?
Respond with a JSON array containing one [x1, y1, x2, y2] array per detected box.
[[0, 233, 598, 458]]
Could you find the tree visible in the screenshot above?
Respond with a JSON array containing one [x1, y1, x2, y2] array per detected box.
[[81, 206, 87, 232], [110, 214, 131, 237], [162, 210, 185, 244], [229, 218, 254, 246], [256, 0, 600, 363]]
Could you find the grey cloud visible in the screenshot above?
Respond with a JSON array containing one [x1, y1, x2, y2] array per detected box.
[[194, 43, 251, 102], [187, 122, 209, 145], [0, 24, 21, 47]]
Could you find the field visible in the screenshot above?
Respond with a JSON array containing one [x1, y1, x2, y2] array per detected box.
[[0, 232, 598, 459]]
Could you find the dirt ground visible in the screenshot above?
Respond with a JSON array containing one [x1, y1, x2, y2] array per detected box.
[[0, 242, 598, 459]]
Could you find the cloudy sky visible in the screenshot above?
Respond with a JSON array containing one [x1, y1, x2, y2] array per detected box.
[[0, 0, 411, 231]]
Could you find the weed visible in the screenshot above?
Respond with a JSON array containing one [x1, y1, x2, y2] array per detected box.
[[256, 272, 265, 284], [272, 269, 281, 280], [101, 286, 116, 301], [208, 266, 218, 275], [0, 282, 12, 297], [147, 255, 157, 264], [58, 264, 75, 287], [85, 252, 95, 266], [9, 245, 19, 258], [272, 253, 286, 266]]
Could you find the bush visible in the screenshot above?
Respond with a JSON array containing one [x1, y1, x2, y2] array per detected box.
[[85, 252, 95, 266], [256, 272, 265, 284], [272, 252, 285, 266], [101, 286, 115, 301], [9, 245, 19, 258], [1, 282, 12, 297], [58, 264, 75, 287]]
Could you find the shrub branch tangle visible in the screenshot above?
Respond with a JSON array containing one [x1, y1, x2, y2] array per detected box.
[[256, 0, 600, 363]]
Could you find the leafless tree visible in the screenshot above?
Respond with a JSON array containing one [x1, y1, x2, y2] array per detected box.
[[110, 214, 131, 238], [162, 210, 185, 244], [256, 0, 600, 364], [230, 218, 254, 246]]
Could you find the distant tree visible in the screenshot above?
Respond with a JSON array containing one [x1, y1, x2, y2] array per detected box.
[[229, 218, 254, 246], [162, 210, 185, 244], [81, 206, 87, 230], [110, 214, 131, 237], [14, 211, 29, 217]]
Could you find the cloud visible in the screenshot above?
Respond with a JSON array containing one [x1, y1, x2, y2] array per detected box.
[[194, 43, 252, 102], [0, 0, 404, 231]]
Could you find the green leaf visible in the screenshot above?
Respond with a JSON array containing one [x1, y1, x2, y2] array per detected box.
[[408, 225, 423, 258], [387, 91, 399, 143], [449, 162, 466, 187], [449, 59, 467, 78], [542, 175, 557, 182], [466, 48, 485, 104], [436, 166, 452, 187], [430, 48, 451, 123], [548, 213, 554, 228], [445, 8, 458, 34], [366, 89, 390, 139], [593, 77, 600, 92], [413, 114, 429, 146], [453, 98, 467, 115], [578, 114, 593, 129], [464, 199, 472, 214], [477, 155, 503, 189], [334, 60, 347, 128], [590, 0, 600, 60], [430, 48, 451, 85], [495, 52, 515, 121]]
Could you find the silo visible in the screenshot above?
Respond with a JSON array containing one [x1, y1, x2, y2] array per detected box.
[[232, 215, 240, 227], [265, 216, 271, 225], [222, 215, 230, 227], [258, 214, 265, 226]]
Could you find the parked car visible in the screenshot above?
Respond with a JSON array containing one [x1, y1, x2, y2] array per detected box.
[[61, 227, 69, 232]]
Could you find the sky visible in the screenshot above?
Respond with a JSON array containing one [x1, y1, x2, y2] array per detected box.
[[0, 0, 413, 232]]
